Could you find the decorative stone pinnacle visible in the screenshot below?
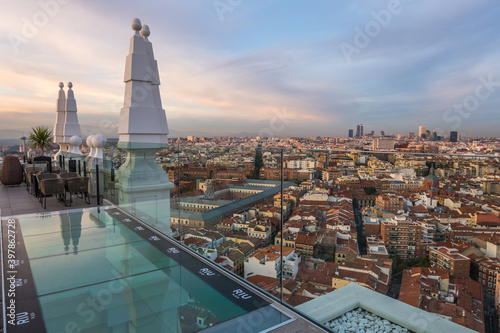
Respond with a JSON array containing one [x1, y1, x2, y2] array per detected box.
[[59, 82, 64, 88], [131, 18, 142, 32], [140, 24, 150, 38], [68, 82, 73, 89]]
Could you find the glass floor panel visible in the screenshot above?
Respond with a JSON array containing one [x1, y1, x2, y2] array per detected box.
[[2, 206, 289, 332]]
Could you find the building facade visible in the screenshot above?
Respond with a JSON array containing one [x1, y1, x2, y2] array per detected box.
[[428, 246, 471, 278]]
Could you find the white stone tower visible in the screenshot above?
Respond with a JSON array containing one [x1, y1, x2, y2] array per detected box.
[[62, 82, 81, 144], [118, 19, 169, 145], [116, 18, 174, 234], [53, 82, 67, 159]]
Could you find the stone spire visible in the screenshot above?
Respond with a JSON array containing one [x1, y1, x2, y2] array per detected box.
[[115, 19, 174, 235], [62, 82, 81, 143], [141, 24, 167, 129], [118, 18, 169, 146], [53, 82, 66, 144]]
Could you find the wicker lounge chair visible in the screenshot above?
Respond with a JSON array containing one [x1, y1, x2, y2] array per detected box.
[[64, 176, 90, 206], [25, 167, 43, 194], [59, 172, 80, 179], [39, 178, 66, 209], [36, 173, 59, 202]]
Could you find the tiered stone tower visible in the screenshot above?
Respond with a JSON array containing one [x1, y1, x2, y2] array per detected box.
[[116, 18, 174, 233]]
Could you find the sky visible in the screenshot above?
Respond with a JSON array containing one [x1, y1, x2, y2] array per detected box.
[[0, 0, 499, 140]]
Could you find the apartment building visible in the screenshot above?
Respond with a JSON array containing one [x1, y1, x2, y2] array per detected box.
[[380, 216, 425, 260], [429, 246, 471, 278], [375, 193, 404, 214], [244, 245, 301, 280]]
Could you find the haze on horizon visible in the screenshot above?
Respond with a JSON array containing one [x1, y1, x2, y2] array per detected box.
[[0, 0, 499, 140]]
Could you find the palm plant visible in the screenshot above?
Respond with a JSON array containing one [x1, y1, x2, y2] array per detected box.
[[28, 126, 53, 156]]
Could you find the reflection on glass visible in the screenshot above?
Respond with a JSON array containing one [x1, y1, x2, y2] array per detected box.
[[59, 211, 83, 255], [9, 207, 289, 332]]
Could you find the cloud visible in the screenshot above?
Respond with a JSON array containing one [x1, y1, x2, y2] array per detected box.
[[0, 0, 499, 138]]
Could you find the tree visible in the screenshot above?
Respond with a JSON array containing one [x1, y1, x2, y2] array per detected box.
[[364, 186, 377, 195], [391, 255, 408, 275], [409, 256, 430, 268], [28, 126, 53, 156], [253, 144, 263, 178]]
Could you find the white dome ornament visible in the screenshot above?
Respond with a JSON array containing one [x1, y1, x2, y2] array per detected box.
[[67, 135, 83, 155], [131, 18, 142, 34], [86, 135, 95, 158], [92, 134, 107, 160], [140, 24, 150, 39]]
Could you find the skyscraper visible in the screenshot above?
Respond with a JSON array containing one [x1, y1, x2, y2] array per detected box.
[[450, 131, 458, 142], [355, 124, 364, 138], [418, 126, 426, 138], [348, 129, 353, 138], [430, 131, 438, 141]]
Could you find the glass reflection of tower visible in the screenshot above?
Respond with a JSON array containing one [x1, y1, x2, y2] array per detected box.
[[60, 212, 83, 255]]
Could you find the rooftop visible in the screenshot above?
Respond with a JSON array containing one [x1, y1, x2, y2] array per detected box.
[[297, 283, 475, 333], [0, 182, 101, 217]]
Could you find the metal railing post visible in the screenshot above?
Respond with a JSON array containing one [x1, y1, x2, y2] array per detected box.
[[96, 164, 100, 206], [280, 148, 284, 304]]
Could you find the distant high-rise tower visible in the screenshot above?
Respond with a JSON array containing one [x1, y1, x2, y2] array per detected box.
[[348, 129, 353, 138], [19, 136, 26, 157], [355, 124, 364, 137], [430, 131, 438, 141], [450, 131, 458, 142], [418, 126, 426, 138], [380, 131, 385, 136], [408, 132, 415, 138]]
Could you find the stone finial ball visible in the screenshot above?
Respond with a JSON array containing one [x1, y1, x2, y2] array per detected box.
[[92, 134, 107, 148], [70, 135, 82, 147], [131, 18, 142, 31], [59, 82, 64, 88], [67, 82, 73, 88], [140, 24, 150, 38], [86, 135, 95, 147]]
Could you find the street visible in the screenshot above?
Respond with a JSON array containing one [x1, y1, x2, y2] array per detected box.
[[353, 206, 367, 255], [483, 289, 499, 333]]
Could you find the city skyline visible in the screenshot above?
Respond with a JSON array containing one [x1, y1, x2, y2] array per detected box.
[[1, 0, 499, 139]]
